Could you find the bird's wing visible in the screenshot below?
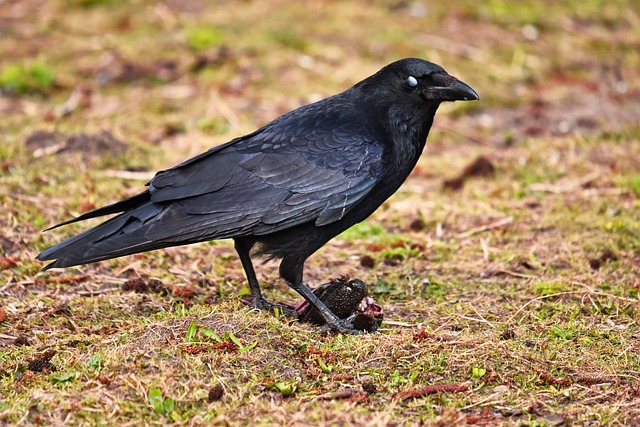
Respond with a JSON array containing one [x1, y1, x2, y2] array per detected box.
[[37, 103, 387, 268], [142, 106, 386, 241]]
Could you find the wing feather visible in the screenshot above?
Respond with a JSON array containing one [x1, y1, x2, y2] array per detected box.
[[45, 98, 387, 259], [135, 102, 386, 242]]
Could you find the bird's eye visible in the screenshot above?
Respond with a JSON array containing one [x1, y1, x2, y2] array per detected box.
[[406, 76, 418, 87]]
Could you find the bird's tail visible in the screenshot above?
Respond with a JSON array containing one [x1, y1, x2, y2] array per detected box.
[[44, 191, 152, 230], [37, 190, 170, 269]]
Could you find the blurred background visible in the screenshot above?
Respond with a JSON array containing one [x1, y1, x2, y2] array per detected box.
[[2, 0, 638, 154]]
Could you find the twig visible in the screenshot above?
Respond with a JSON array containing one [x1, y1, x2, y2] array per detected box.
[[461, 390, 507, 410], [457, 216, 513, 239], [103, 170, 154, 181], [77, 287, 121, 296], [576, 390, 617, 405], [313, 388, 362, 401], [468, 302, 498, 328], [528, 171, 600, 194], [480, 237, 490, 262], [459, 315, 495, 325], [0, 333, 18, 340], [382, 320, 421, 328], [492, 269, 538, 279], [394, 384, 468, 400]]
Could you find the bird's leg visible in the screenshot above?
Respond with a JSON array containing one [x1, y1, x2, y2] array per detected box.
[[279, 256, 363, 334], [233, 239, 298, 318], [290, 282, 365, 334]]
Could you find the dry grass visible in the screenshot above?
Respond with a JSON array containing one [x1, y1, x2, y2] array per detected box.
[[1, 0, 639, 425]]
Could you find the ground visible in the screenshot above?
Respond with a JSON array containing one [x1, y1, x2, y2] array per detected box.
[[1, 0, 639, 426]]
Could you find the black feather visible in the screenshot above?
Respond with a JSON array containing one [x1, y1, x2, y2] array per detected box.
[[37, 58, 478, 333], [44, 191, 151, 231]]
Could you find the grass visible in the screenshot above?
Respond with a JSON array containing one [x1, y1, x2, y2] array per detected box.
[[1, 0, 640, 425]]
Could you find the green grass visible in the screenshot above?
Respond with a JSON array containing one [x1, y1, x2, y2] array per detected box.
[[1, 0, 639, 425], [0, 62, 55, 95]]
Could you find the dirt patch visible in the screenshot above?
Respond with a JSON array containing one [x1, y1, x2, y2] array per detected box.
[[79, 50, 182, 85], [25, 130, 128, 159], [442, 155, 495, 190], [26, 349, 57, 373], [0, 236, 22, 255], [121, 277, 171, 295]]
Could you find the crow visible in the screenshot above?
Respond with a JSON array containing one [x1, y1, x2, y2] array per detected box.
[[37, 58, 478, 333]]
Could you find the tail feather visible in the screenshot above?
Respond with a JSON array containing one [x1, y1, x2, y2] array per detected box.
[[45, 191, 151, 231], [37, 191, 174, 268]]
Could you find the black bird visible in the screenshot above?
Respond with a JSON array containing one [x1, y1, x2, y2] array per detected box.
[[37, 58, 478, 333]]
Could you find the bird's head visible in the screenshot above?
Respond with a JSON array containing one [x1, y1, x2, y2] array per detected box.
[[356, 58, 479, 108]]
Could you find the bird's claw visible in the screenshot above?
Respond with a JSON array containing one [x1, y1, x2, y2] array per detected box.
[[245, 297, 299, 319], [297, 277, 383, 334], [318, 317, 365, 335]]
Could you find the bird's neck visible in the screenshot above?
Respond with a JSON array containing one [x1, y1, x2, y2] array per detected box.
[[386, 103, 439, 172]]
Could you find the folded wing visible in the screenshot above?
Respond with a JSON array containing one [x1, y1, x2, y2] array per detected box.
[[38, 102, 386, 268]]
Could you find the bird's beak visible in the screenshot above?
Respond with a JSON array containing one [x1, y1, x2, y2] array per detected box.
[[433, 77, 479, 102]]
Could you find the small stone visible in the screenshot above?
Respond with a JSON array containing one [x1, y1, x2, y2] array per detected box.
[[360, 255, 375, 268], [493, 385, 509, 394], [544, 414, 565, 426], [500, 329, 517, 340], [208, 384, 224, 402], [362, 381, 377, 394]]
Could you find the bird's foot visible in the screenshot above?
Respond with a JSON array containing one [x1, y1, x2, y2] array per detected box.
[[298, 277, 384, 333], [243, 297, 299, 319], [318, 317, 365, 335], [318, 301, 383, 334]]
